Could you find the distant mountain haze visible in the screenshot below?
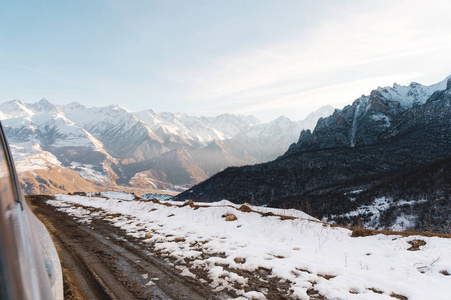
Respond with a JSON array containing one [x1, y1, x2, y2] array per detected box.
[[0, 99, 334, 194]]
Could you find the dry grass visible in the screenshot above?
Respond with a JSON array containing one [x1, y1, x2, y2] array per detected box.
[[390, 292, 408, 300], [350, 227, 376, 237], [295, 268, 311, 274], [106, 213, 122, 218], [261, 212, 275, 217], [350, 226, 451, 239], [318, 274, 336, 280], [181, 200, 209, 209], [306, 288, 327, 299], [280, 215, 297, 220], [182, 200, 195, 207], [368, 288, 383, 294], [407, 240, 426, 251]]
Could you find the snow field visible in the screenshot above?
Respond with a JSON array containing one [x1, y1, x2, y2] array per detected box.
[[47, 194, 451, 300]]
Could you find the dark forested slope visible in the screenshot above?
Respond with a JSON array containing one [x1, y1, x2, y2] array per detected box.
[[175, 77, 451, 232]]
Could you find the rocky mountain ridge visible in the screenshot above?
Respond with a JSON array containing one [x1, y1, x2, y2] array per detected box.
[[286, 76, 450, 154], [175, 75, 451, 233]]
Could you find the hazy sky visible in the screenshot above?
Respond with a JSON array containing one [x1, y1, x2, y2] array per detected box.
[[1, 0, 451, 121]]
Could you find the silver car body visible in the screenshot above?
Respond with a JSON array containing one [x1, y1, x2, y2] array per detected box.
[[0, 121, 63, 300]]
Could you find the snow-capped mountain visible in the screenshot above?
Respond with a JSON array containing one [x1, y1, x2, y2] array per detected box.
[[57, 101, 87, 115], [67, 105, 167, 161], [0, 100, 333, 194], [299, 105, 335, 130], [225, 116, 306, 163], [0, 101, 120, 194], [289, 76, 450, 153], [201, 113, 261, 138], [3, 109, 117, 187], [133, 109, 226, 149], [30, 98, 62, 114], [220, 106, 335, 163], [176, 75, 451, 233], [0, 99, 35, 119]]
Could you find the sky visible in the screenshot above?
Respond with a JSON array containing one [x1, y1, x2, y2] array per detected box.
[[1, 0, 451, 122]]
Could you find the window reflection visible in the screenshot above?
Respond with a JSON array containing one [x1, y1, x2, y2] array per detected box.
[[0, 134, 16, 209]]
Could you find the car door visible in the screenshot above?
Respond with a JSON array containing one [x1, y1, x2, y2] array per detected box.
[[0, 121, 63, 300]]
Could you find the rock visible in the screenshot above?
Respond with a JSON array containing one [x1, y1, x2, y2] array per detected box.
[[238, 204, 252, 212], [224, 214, 237, 221], [234, 257, 246, 264]]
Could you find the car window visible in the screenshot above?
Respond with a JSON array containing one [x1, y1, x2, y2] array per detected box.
[[0, 130, 17, 209], [0, 124, 28, 300]]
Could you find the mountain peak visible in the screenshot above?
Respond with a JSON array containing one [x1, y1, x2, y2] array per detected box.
[[272, 115, 291, 123], [109, 104, 128, 112], [304, 105, 335, 119], [291, 76, 450, 153], [13, 99, 25, 105], [66, 101, 85, 108], [299, 105, 335, 131], [36, 98, 54, 108], [0, 99, 35, 119], [39, 98, 51, 103], [32, 98, 61, 114], [58, 102, 87, 115], [409, 82, 421, 88], [142, 108, 156, 114]]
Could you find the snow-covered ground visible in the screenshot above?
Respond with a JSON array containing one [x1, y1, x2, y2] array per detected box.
[[47, 194, 451, 300]]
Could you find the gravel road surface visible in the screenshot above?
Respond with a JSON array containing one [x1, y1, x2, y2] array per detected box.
[[26, 195, 218, 300]]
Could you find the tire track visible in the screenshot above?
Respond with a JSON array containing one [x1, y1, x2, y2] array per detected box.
[[27, 195, 217, 300]]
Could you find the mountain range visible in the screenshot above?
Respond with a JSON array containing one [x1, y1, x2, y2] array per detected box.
[[0, 98, 334, 194], [175, 75, 451, 233]]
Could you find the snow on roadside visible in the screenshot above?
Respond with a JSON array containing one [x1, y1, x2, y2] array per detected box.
[[47, 194, 451, 300], [87, 191, 136, 201]]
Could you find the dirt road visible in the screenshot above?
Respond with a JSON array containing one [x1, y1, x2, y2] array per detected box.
[[26, 195, 218, 300]]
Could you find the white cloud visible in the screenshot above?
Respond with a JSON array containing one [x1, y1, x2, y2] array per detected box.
[[235, 73, 423, 113], [20, 65, 76, 85], [190, 72, 422, 121], [167, 0, 451, 119]]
